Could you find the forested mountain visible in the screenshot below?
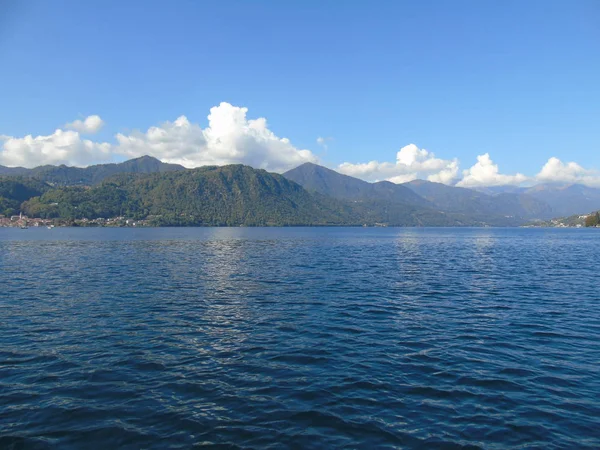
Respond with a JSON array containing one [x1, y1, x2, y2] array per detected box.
[[0, 178, 51, 216], [4, 157, 598, 227], [403, 179, 553, 219], [21, 165, 360, 226], [0, 156, 185, 186], [16, 164, 508, 226]]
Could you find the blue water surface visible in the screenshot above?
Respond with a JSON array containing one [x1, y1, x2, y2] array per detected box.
[[1, 227, 599, 449]]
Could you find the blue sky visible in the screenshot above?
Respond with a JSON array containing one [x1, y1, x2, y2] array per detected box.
[[1, 0, 599, 186]]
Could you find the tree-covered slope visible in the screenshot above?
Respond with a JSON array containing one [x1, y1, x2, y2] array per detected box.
[[0, 178, 51, 216], [22, 165, 359, 226], [14, 164, 540, 227]]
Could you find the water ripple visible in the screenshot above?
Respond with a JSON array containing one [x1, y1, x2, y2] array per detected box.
[[1, 227, 599, 449]]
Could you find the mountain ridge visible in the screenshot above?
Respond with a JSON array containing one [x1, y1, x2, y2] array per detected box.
[[283, 162, 427, 206], [20, 165, 358, 226], [6, 164, 506, 227], [284, 162, 556, 221], [3, 158, 600, 226], [474, 182, 600, 217], [0, 156, 185, 186], [402, 179, 554, 219]]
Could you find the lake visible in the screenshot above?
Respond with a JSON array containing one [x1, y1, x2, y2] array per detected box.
[[1, 227, 599, 449]]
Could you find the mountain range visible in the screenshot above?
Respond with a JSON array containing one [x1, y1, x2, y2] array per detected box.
[[472, 184, 600, 217], [20, 165, 359, 226], [2, 156, 600, 226], [0, 156, 184, 186], [284, 163, 556, 221]]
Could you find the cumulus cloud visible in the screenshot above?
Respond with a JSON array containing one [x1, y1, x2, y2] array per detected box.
[[535, 157, 600, 187], [0, 103, 317, 171], [337, 144, 459, 185], [65, 115, 104, 134], [116, 102, 317, 171], [115, 116, 207, 164], [4, 107, 599, 190], [457, 153, 528, 187], [0, 129, 112, 168]]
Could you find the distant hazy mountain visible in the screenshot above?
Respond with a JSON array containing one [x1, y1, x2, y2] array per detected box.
[[283, 162, 426, 206], [0, 156, 185, 186], [473, 185, 527, 195], [522, 184, 600, 217], [404, 179, 553, 219], [284, 162, 552, 223], [474, 183, 600, 217]]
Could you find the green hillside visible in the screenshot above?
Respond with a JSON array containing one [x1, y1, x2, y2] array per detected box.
[[21, 165, 359, 226], [0, 178, 51, 216]]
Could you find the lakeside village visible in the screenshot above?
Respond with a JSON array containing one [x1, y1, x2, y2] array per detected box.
[[1, 213, 600, 228], [529, 212, 600, 228], [0, 213, 150, 228], [0, 214, 387, 228]]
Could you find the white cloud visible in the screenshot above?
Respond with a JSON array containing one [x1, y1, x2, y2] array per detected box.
[[3, 108, 599, 191], [457, 153, 528, 187], [386, 173, 421, 184], [0, 129, 112, 168], [316, 136, 333, 150], [116, 102, 317, 171], [0, 103, 317, 171], [115, 116, 207, 165], [337, 144, 459, 185], [65, 115, 104, 134], [536, 157, 600, 187]]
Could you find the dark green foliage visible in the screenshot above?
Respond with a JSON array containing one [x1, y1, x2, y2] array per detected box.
[[22, 185, 134, 219], [585, 212, 600, 227], [22, 165, 361, 226], [5, 158, 600, 226], [0, 178, 50, 216], [14, 163, 549, 227]]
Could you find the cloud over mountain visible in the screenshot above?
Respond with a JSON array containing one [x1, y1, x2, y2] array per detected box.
[[116, 103, 317, 172], [337, 144, 459, 184], [0, 103, 317, 171], [2, 105, 600, 188], [536, 157, 600, 187], [457, 153, 528, 187], [0, 129, 112, 168]]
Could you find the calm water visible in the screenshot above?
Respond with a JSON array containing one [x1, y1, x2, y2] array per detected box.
[[1, 227, 599, 449]]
